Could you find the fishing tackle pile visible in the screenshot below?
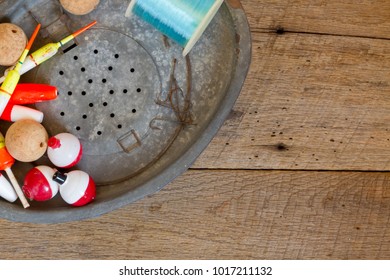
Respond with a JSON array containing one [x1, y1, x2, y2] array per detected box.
[[0, 20, 97, 208]]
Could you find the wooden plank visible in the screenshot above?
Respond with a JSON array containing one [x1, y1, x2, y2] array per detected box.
[[1, 170, 390, 259], [241, 0, 390, 39], [193, 31, 390, 170]]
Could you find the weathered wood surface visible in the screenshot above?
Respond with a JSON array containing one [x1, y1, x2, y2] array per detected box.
[[1, 170, 390, 260], [193, 32, 390, 170], [241, 0, 390, 39], [1, 0, 390, 260]]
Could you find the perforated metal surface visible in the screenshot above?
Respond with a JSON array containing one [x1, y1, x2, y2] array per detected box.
[[39, 30, 160, 152], [35, 29, 177, 184]]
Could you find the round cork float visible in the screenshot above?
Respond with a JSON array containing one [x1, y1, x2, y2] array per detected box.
[[5, 119, 48, 162], [0, 23, 27, 66], [59, 0, 100, 15]]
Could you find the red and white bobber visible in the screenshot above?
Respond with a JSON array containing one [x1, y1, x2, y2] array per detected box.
[[53, 170, 95, 207], [0, 172, 17, 203], [22, 165, 59, 201], [47, 133, 82, 168]]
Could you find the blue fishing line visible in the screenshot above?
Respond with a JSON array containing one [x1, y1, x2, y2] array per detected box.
[[128, 0, 223, 55]]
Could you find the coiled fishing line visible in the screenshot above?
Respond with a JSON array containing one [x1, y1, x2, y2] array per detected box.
[[126, 0, 224, 56]]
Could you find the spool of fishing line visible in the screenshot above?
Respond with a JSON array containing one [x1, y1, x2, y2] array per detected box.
[[126, 0, 224, 56]]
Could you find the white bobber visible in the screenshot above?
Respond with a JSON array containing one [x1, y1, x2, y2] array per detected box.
[[53, 170, 95, 207], [0, 172, 17, 203], [47, 133, 82, 168], [1, 103, 44, 123], [22, 165, 59, 201]]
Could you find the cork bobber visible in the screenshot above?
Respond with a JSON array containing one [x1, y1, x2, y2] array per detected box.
[[5, 119, 48, 162], [59, 0, 100, 15], [0, 23, 27, 66]]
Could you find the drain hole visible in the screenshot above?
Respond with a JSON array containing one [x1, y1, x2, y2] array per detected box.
[[94, 49, 98, 54], [97, 131, 102, 135], [109, 90, 114, 95], [114, 54, 119, 59], [68, 91, 73, 96], [63, 44, 77, 53], [88, 79, 93, 84], [118, 124, 122, 129], [103, 102, 108, 106], [76, 126, 81, 131], [102, 78, 107, 83], [82, 114, 87, 119], [74, 56, 78, 60], [59, 70, 64, 75], [81, 91, 86, 96], [60, 112, 65, 116], [123, 89, 128, 94], [81, 67, 86, 72], [136, 88, 141, 93], [132, 109, 137, 113], [89, 103, 94, 107], [110, 113, 115, 118], [108, 66, 113, 71], [130, 68, 135, 73]]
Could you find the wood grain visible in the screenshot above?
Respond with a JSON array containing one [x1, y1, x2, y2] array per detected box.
[[194, 32, 390, 170], [1, 170, 390, 259], [1, 0, 390, 260], [241, 0, 390, 39]]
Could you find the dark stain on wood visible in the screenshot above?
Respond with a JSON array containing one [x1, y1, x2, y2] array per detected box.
[[276, 143, 289, 151]]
